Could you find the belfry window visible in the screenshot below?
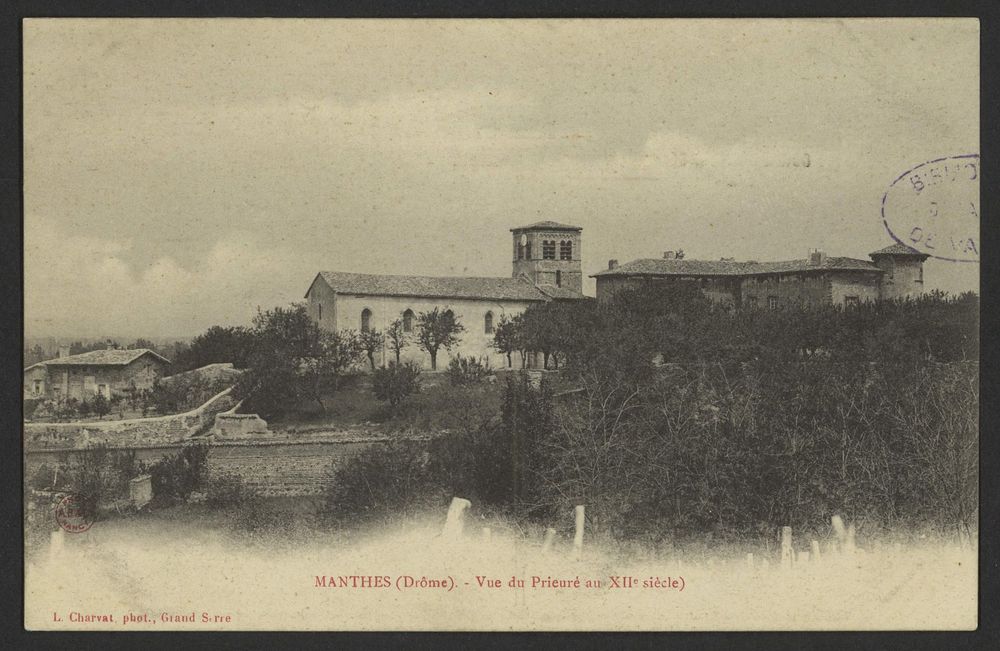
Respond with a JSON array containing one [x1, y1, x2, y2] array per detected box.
[[559, 240, 572, 260], [361, 308, 372, 332], [542, 240, 556, 260], [402, 309, 414, 332], [484, 311, 494, 334]]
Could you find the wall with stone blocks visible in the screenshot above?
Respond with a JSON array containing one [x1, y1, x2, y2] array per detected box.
[[24, 388, 237, 450], [25, 437, 427, 498]]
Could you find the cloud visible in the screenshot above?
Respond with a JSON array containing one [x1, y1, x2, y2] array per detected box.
[[25, 218, 309, 337]]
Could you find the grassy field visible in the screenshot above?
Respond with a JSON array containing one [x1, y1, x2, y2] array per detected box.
[[267, 372, 503, 435]]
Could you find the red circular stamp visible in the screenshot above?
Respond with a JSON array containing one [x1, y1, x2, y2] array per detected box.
[[54, 493, 94, 533]]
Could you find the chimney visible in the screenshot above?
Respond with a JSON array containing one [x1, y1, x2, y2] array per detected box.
[[608, 259, 619, 270], [106, 340, 116, 350], [663, 251, 676, 260], [809, 249, 827, 266], [58, 345, 70, 359]]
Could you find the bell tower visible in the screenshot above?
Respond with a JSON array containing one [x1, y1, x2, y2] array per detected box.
[[510, 221, 583, 293]]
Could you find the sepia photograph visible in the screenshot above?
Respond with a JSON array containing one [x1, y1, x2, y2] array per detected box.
[[21, 17, 979, 631]]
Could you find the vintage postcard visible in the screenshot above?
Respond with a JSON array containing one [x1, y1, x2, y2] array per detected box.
[[23, 18, 979, 631]]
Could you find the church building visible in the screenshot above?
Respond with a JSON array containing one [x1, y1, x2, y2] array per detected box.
[[304, 221, 587, 370]]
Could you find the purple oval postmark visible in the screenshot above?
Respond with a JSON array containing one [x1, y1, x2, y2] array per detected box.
[[882, 154, 979, 263]]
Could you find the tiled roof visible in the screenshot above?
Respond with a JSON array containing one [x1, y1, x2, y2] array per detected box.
[[30, 348, 171, 369], [314, 271, 549, 302], [510, 221, 582, 232], [535, 285, 589, 300], [592, 256, 883, 278], [869, 243, 930, 257]]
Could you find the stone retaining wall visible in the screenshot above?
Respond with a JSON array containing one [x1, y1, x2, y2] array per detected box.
[[25, 436, 426, 497], [24, 388, 236, 450]]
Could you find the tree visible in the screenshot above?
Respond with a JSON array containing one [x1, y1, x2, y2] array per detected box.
[[234, 304, 364, 417], [172, 325, 255, 372], [386, 319, 409, 365], [415, 308, 465, 370], [359, 328, 386, 371], [372, 361, 422, 409], [92, 393, 111, 420], [491, 314, 519, 368], [297, 329, 364, 411], [520, 302, 578, 369]]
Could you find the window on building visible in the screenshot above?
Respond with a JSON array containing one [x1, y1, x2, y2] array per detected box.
[[33, 380, 42, 394], [887, 257, 895, 280], [768, 296, 780, 310], [98, 384, 107, 397], [525, 242, 532, 260], [517, 243, 524, 260], [361, 308, 372, 332], [542, 240, 556, 260], [746, 295, 758, 308], [844, 295, 860, 308], [484, 311, 494, 334], [556, 270, 562, 288], [559, 240, 573, 260], [318, 303, 323, 321], [918, 265, 923, 283], [402, 309, 414, 332]]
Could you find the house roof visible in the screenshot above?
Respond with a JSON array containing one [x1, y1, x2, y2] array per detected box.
[[312, 271, 550, 302], [25, 348, 171, 371], [510, 221, 582, 232], [869, 243, 930, 258], [534, 284, 589, 300], [592, 256, 883, 278]]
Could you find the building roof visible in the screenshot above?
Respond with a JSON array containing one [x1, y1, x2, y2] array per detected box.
[[534, 284, 589, 300], [592, 256, 883, 278], [312, 271, 550, 302], [510, 221, 582, 232], [26, 348, 171, 372], [869, 243, 930, 258]]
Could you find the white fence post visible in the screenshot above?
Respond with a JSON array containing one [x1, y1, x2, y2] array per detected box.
[[441, 497, 471, 541], [572, 505, 585, 561], [780, 526, 793, 570]]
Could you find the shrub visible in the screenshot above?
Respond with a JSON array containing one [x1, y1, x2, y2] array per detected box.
[[205, 472, 254, 510], [446, 355, 493, 386], [149, 443, 210, 505], [372, 361, 422, 408], [323, 439, 441, 522]]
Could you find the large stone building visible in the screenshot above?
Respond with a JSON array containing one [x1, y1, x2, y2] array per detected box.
[[304, 221, 587, 369], [593, 243, 929, 308], [24, 347, 171, 401]]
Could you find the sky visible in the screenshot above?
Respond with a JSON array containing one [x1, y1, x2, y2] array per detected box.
[[23, 18, 979, 338]]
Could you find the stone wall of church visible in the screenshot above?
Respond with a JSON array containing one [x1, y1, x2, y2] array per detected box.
[[329, 294, 537, 370]]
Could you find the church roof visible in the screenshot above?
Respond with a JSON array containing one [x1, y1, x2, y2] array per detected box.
[[313, 271, 550, 302], [869, 243, 930, 258], [592, 256, 882, 278], [510, 221, 582, 232], [534, 284, 589, 300], [25, 348, 170, 371]]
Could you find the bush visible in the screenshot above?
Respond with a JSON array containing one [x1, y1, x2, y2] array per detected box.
[[372, 361, 422, 408], [446, 355, 493, 386], [150, 443, 210, 505], [205, 472, 254, 510], [323, 439, 441, 522]]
